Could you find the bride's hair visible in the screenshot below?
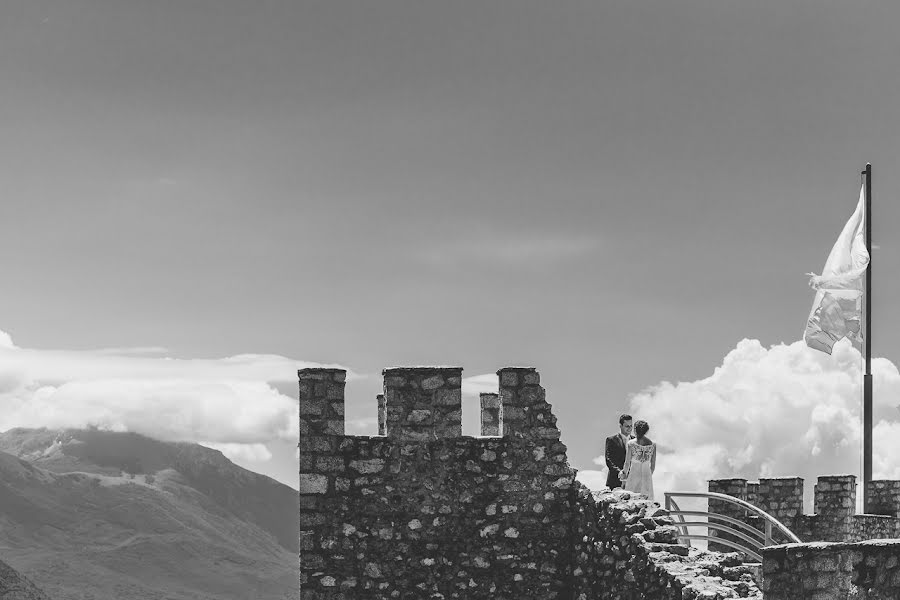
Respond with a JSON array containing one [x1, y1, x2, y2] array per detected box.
[[634, 420, 650, 438]]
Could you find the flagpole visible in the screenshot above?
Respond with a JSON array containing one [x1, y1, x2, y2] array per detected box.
[[863, 162, 873, 513]]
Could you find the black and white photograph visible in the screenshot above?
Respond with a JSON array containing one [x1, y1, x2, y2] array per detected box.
[[3, 1, 900, 599]]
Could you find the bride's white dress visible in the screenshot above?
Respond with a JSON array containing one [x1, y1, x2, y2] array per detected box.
[[623, 440, 655, 499]]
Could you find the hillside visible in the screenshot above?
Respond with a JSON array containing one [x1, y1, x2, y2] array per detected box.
[[0, 555, 51, 600], [0, 428, 297, 600]]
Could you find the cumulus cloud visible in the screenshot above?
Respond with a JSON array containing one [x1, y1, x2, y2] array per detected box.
[[585, 338, 900, 513], [0, 329, 354, 460]]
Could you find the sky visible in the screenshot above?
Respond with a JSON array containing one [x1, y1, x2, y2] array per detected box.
[[2, 1, 900, 503]]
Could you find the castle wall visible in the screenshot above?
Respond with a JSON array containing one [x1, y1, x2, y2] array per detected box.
[[573, 486, 762, 600], [761, 539, 900, 600], [867, 480, 900, 517], [300, 366, 765, 599], [708, 478, 750, 553], [708, 474, 900, 546], [299, 366, 578, 598]]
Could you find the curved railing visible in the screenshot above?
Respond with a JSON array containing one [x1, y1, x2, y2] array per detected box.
[[664, 491, 801, 562]]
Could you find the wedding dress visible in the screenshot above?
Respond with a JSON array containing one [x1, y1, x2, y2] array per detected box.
[[622, 440, 655, 499]]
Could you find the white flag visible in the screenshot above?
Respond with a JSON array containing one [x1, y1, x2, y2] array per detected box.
[[804, 185, 869, 354]]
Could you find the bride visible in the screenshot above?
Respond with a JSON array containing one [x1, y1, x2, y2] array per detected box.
[[621, 420, 656, 499]]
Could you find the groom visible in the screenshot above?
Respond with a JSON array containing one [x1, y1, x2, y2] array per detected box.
[[605, 414, 634, 489]]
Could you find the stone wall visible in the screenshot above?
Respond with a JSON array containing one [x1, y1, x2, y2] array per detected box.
[[708, 475, 900, 545], [708, 478, 751, 553], [867, 480, 900, 517], [572, 486, 762, 599], [761, 539, 900, 600], [299, 366, 577, 598], [300, 365, 765, 599]]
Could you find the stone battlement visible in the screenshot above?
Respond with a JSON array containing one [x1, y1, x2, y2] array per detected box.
[[299, 365, 555, 443], [298, 366, 571, 597], [300, 366, 765, 599], [708, 475, 900, 548]]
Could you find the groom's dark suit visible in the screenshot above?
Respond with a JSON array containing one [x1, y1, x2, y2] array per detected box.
[[605, 433, 628, 489]]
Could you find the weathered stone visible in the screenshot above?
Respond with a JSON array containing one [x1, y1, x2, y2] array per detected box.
[[299, 473, 329, 494], [434, 388, 461, 405], [298, 364, 770, 600], [421, 375, 445, 390], [406, 409, 432, 424], [350, 458, 385, 474]]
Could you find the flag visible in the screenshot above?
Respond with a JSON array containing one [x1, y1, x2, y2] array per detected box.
[[804, 185, 869, 354]]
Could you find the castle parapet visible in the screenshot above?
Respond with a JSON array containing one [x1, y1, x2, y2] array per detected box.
[[815, 475, 856, 518], [480, 392, 501, 436], [298, 368, 345, 499], [376, 394, 386, 436], [867, 480, 900, 517], [747, 481, 760, 506], [708, 478, 748, 552], [382, 367, 462, 440], [758, 477, 804, 521], [298, 368, 345, 440], [498, 367, 559, 441]]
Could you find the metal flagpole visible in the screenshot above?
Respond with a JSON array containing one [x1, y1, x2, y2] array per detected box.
[[863, 163, 873, 514]]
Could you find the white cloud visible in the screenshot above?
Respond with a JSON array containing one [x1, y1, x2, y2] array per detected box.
[[0, 331, 15, 349], [462, 373, 499, 397], [200, 442, 273, 463], [575, 469, 608, 491], [587, 338, 900, 513], [0, 329, 356, 458], [346, 417, 378, 436]]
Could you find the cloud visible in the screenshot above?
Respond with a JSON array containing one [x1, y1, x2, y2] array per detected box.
[[0, 329, 355, 457], [200, 442, 273, 463], [346, 417, 378, 436], [586, 338, 900, 513], [462, 373, 499, 397], [1, 345, 354, 385]]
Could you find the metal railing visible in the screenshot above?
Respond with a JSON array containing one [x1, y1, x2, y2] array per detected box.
[[664, 491, 801, 562]]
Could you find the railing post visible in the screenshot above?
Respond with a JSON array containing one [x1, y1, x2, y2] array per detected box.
[[765, 520, 772, 546]]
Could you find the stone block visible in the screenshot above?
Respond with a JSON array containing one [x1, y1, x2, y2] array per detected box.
[[434, 388, 461, 406], [349, 459, 385, 474], [421, 375, 445, 390], [499, 370, 519, 387], [299, 473, 329, 494]]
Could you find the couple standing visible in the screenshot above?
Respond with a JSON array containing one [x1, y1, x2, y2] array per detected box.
[[604, 414, 656, 499]]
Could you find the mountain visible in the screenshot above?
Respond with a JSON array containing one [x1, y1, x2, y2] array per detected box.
[[0, 428, 297, 600], [0, 556, 51, 600]]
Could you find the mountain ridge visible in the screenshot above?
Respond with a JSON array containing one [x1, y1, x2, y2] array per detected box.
[[0, 428, 297, 600]]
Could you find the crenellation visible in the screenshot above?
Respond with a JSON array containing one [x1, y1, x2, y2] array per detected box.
[[497, 366, 556, 440], [300, 366, 768, 598], [708, 478, 748, 553], [376, 394, 386, 436], [382, 366, 463, 440], [297, 367, 347, 592], [746, 481, 759, 506], [480, 392, 501, 436], [814, 474, 856, 518], [866, 479, 900, 517], [757, 477, 804, 522], [303, 365, 738, 599], [298, 368, 345, 438], [710, 473, 900, 549]]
